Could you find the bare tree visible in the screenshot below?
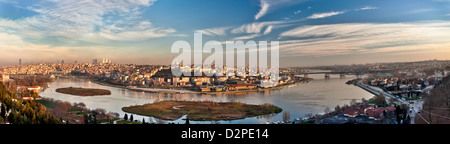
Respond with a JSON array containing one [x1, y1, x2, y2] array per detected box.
[[350, 99, 357, 106], [283, 111, 291, 123], [335, 105, 341, 112], [324, 107, 330, 114]]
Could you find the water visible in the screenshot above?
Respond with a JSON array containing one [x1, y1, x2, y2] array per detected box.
[[39, 73, 373, 124]]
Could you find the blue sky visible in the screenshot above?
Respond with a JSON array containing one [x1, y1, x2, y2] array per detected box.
[[0, 0, 450, 66]]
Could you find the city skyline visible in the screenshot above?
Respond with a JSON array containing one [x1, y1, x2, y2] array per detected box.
[[1, 0, 450, 67]]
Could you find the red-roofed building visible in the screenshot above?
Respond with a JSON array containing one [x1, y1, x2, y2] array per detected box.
[[367, 107, 396, 120], [358, 104, 374, 116], [344, 107, 358, 117]]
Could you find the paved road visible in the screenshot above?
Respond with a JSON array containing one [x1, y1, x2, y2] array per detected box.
[[355, 82, 406, 103], [355, 82, 421, 124], [407, 100, 424, 124]]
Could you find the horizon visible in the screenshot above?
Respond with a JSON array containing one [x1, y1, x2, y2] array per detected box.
[[1, 0, 450, 67], [5, 58, 450, 68]]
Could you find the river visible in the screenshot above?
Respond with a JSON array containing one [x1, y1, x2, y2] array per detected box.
[[39, 72, 373, 124]]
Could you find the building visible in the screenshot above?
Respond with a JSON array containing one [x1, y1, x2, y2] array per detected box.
[[358, 104, 374, 116], [343, 104, 375, 117], [93, 59, 98, 64], [27, 86, 41, 93], [195, 85, 211, 92], [19, 59, 21, 65], [343, 107, 358, 117], [226, 84, 256, 91], [1, 74, 10, 82], [366, 107, 396, 120]]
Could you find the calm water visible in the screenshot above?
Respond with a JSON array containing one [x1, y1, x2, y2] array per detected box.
[[39, 73, 373, 124]]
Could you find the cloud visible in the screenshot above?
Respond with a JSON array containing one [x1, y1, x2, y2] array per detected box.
[[358, 6, 378, 10], [307, 11, 346, 19], [96, 21, 176, 41], [231, 21, 283, 34], [294, 10, 302, 14], [0, 0, 176, 43], [407, 9, 436, 14], [255, 0, 270, 20], [254, 0, 307, 20], [195, 27, 231, 36], [263, 25, 273, 35], [278, 21, 450, 57], [233, 34, 261, 40]]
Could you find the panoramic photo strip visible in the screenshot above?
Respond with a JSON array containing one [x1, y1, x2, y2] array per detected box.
[[0, 0, 449, 142]]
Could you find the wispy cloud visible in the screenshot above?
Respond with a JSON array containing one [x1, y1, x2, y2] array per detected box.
[[294, 10, 302, 14], [195, 27, 231, 36], [358, 6, 378, 11], [255, 0, 270, 20], [279, 21, 450, 57], [231, 21, 283, 34], [254, 0, 307, 20], [0, 0, 176, 43], [307, 11, 346, 19], [407, 9, 436, 14], [233, 34, 261, 40]]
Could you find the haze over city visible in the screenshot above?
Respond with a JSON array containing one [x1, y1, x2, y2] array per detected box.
[[1, 0, 450, 67]]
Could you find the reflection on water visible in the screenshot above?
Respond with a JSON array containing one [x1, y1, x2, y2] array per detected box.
[[40, 74, 373, 124]]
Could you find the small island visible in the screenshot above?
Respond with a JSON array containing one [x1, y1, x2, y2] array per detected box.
[[55, 87, 111, 96], [122, 100, 282, 121]]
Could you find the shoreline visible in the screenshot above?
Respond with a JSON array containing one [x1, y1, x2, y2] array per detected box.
[[75, 76, 311, 95]]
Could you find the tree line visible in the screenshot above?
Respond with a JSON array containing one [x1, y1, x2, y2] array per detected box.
[[0, 82, 58, 124]]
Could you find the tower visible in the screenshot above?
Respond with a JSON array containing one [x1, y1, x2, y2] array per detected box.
[[19, 59, 21, 65]]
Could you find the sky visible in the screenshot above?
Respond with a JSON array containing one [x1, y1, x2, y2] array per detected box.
[[0, 0, 450, 67]]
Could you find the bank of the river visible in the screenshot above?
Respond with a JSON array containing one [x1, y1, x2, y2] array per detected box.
[[122, 100, 282, 121], [87, 76, 311, 95], [40, 74, 373, 124]]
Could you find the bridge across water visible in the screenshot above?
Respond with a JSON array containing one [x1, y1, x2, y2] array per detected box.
[[281, 69, 393, 78]]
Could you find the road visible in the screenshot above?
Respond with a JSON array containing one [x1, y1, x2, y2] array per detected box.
[[354, 82, 406, 103], [407, 100, 424, 124], [355, 82, 421, 124]]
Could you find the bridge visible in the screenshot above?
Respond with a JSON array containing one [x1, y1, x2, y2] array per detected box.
[[281, 71, 362, 78], [280, 69, 393, 78]]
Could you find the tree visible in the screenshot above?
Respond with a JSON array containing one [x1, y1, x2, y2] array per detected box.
[[335, 105, 341, 112], [130, 115, 134, 122], [350, 99, 357, 106], [282, 111, 290, 123], [0, 104, 6, 120], [83, 114, 89, 124], [142, 118, 145, 124], [93, 111, 97, 124], [124, 114, 128, 121], [324, 107, 330, 114], [374, 95, 387, 107]]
